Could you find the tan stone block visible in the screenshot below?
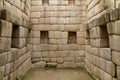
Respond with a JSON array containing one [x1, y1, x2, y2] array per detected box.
[[49, 31, 55, 38], [0, 53, 5, 66], [77, 38, 85, 45], [57, 51, 69, 58], [33, 31, 40, 38], [31, 1, 42, 6], [58, 62, 77, 68], [32, 38, 40, 45], [32, 62, 46, 68], [31, 12, 40, 18], [109, 35, 120, 52], [110, 9, 119, 21], [75, 57, 84, 62], [69, 44, 83, 51], [32, 52, 42, 58], [54, 31, 62, 39], [64, 57, 74, 62], [104, 72, 112, 80], [46, 62, 57, 67], [41, 51, 49, 58], [39, 44, 50, 51], [51, 58, 57, 62], [0, 38, 11, 52], [112, 51, 120, 66], [56, 58, 64, 63], [100, 58, 106, 70], [5, 63, 11, 75], [32, 45, 39, 52], [107, 22, 115, 35], [58, 45, 69, 51], [62, 32, 68, 39], [56, 39, 67, 45], [49, 45, 57, 51], [105, 61, 115, 76], [117, 66, 120, 79], [49, 39, 57, 44], [99, 48, 112, 60], [77, 31, 85, 38], [70, 51, 84, 57], [0, 20, 12, 37], [76, 62, 84, 68]]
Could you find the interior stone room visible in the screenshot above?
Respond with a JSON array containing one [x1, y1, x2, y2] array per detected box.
[[0, 0, 120, 80]]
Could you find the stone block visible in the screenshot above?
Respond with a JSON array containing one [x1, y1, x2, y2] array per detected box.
[[32, 38, 40, 45], [56, 39, 67, 45], [117, 66, 120, 79], [49, 45, 57, 51], [46, 62, 57, 67], [5, 63, 11, 76], [64, 57, 74, 62], [33, 31, 40, 38], [105, 61, 115, 76], [56, 58, 64, 63], [1, 9, 22, 25], [0, 20, 12, 37], [109, 35, 120, 52], [77, 38, 85, 45], [0, 38, 11, 52], [110, 9, 119, 21], [54, 31, 62, 39], [103, 72, 112, 80], [107, 22, 115, 35], [32, 62, 46, 68], [100, 58, 106, 70], [69, 51, 84, 57], [49, 31, 55, 38], [39, 44, 50, 51], [75, 57, 85, 62], [115, 20, 120, 34], [112, 51, 120, 66], [68, 44, 83, 51], [0, 53, 5, 66], [57, 62, 77, 68], [32, 52, 42, 58], [49, 39, 57, 44], [99, 48, 112, 60], [58, 45, 69, 51], [41, 51, 49, 58]]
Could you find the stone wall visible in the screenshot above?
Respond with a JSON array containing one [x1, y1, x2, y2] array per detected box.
[[85, 8, 120, 80], [31, 0, 86, 68], [0, 0, 32, 80], [86, 0, 116, 22]]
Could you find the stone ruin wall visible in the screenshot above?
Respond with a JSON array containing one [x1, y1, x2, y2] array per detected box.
[[31, 0, 87, 68], [85, 0, 120, 80], [0, 0, 32, 80]]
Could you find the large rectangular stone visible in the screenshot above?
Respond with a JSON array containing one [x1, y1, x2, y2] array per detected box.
[[109, 35, 120, 52], [112, 51, 120, 65]]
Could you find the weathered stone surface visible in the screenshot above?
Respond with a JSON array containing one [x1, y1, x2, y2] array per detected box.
[[117, 66, 120, 80], [112, 51, 120, 66], [32, 62, 46, 68]]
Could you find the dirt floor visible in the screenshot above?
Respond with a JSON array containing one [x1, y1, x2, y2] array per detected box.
[[23, 69, 95, 80]]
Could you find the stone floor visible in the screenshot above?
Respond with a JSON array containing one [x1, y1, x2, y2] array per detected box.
[[24, 69, 94, 80]]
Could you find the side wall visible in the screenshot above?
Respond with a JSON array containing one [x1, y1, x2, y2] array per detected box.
[[0, 0, 32, 80], [31, 0, 86, 68], [86, 0, 120, 80]]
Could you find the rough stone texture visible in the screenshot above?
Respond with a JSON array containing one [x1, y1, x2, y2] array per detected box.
[[0, 0, 120, 80], [31, 0, 86, 69], [85, 1, 120, 80], [0, 0, 32, 80]]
